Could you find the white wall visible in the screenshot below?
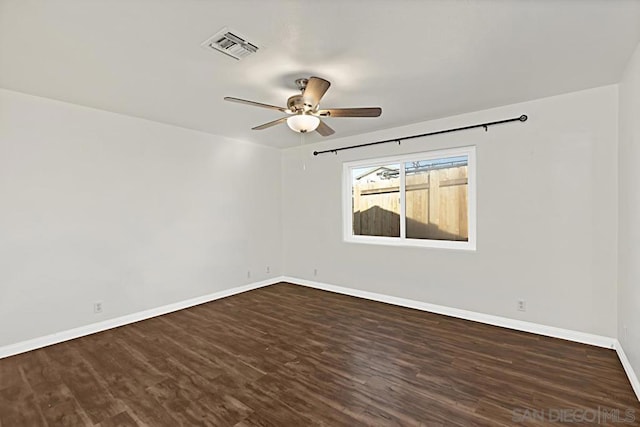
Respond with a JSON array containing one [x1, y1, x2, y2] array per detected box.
[[283, 85, 618, 337], [0, 82, 624, 349], [0, 88, 282, 347], [618, 42, 640, 378]]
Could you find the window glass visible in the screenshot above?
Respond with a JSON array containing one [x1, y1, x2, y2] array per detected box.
[[404, 156, 468, 241], [352, 164, 401, 237]]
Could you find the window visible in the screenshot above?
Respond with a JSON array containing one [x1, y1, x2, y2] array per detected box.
[[343, 146, 476, 250]]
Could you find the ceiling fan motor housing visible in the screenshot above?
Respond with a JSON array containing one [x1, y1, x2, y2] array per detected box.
[[287, 94, 315, 114]]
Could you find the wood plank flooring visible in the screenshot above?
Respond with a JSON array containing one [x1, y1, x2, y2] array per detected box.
[[0, 282, 638, 426]]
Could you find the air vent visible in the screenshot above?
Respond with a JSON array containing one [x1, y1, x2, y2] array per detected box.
[[201, 27, 259, 60]]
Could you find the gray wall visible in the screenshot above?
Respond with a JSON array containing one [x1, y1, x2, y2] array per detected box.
[[618, 41, 640, 380], [283, 85, 618, 337], [0, 88, 283, 347], [0, 81, 627, 350]]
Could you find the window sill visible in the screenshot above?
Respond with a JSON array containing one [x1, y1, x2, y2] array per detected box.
[[344, 235, 476, 251]]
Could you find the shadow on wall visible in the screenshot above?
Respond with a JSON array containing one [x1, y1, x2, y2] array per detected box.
[[353, 206, 467, 241]]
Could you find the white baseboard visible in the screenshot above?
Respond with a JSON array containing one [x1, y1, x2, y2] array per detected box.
[[284, 276, 640, 402], [0, 278, 281, 359], [615, 340, 640, 401], [283, 276, 615, 348]]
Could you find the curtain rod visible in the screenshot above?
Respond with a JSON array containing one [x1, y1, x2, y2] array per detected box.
[[312, 114, 528, 156]]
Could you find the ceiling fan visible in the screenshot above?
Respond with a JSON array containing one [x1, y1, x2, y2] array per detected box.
[[224, 76, 382, 136]]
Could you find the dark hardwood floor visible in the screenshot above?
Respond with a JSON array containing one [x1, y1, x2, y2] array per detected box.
[[0, 282, 638, 426]]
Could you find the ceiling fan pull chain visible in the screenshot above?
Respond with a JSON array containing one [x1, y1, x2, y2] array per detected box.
[[301, 132, 307, 171]]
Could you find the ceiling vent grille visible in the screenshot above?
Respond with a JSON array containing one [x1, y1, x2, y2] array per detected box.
[[201, 28, 259, 60]]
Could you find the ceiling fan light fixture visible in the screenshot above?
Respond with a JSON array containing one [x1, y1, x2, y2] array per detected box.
[[287, 114, 320, 133]]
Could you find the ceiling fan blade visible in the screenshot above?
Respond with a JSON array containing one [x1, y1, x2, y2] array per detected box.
[[303, 76, 331, 107], [315, 119, 335, 137], [251, 117, 288, 130], [317, 107, 382, 118], [224, 97, 288, 113]]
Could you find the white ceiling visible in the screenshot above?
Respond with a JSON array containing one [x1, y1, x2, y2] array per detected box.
[[2, 0, 640, 148]]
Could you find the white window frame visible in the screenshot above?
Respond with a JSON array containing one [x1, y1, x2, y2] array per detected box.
[[342, 146, 476, 251]]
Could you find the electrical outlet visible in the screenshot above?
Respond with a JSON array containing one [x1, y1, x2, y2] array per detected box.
[[94, 302, 103, 314], [314, 268, 318, 276], [517, 299, 526, 312], [266, 266, 270, 274]]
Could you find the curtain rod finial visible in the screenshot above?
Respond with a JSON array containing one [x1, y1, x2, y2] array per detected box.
[[520, 115, 528, 122]]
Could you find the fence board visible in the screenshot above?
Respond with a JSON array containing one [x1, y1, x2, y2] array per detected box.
[[353, 166, 468, 241]]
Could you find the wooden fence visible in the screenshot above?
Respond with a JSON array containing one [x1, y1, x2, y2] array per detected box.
[[353, 166, 468, 241]]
